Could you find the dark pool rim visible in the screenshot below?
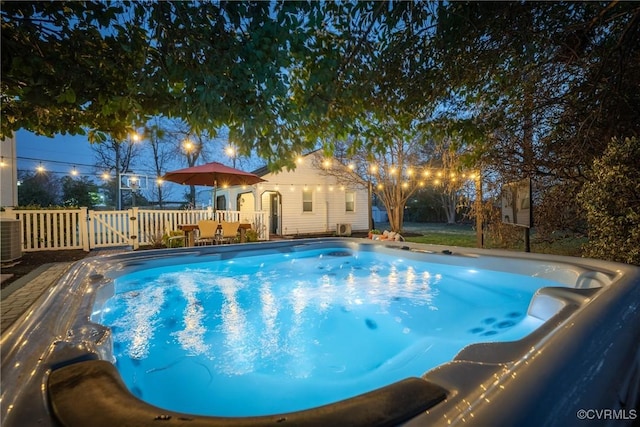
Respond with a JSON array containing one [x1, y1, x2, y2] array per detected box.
[[48, 359, 446, 427]]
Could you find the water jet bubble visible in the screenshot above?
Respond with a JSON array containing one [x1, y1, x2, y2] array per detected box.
[[481, 330, 498, 336], [495, 320, 515, 329], [506, 311, 523, 318], [131, 386, 143, 398], [482, 317, 497, 325], [365, 318, 378, 330], [469, 327, 484, 334]]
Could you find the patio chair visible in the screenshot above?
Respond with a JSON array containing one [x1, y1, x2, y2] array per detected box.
[[195, 220, 219, 246], [216, 221, 240, 244], [164, 221, 185, 248]]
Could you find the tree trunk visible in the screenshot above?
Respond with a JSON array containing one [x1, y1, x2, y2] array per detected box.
[[440, 190, 457, 224]]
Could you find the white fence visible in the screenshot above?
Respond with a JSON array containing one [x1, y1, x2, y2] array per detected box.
[[1, 207, 269, 252]]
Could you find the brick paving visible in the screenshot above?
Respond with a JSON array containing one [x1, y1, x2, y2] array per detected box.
[[0, 247, 131, 335]]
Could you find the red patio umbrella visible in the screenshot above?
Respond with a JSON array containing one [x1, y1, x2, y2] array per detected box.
[[162, 162, 266, 211]]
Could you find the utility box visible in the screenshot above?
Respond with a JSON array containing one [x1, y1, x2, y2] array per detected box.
[[336, 223, 352, 236], [1, 218, 22, 262]]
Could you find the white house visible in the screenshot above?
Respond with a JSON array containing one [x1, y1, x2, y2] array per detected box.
[[0, 135, 18, 207], [215, 151, 370, 237]]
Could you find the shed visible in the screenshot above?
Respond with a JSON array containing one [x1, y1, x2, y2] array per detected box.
[[216, 151, 370, 237]]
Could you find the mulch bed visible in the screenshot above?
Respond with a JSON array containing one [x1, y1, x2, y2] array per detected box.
[[1, 250, 89, 289]]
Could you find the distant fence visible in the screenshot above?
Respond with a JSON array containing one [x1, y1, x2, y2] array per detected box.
[[1, 207, 269, 252]]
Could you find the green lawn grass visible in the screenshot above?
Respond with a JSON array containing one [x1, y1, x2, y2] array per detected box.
[[399, 222, 586, 257]]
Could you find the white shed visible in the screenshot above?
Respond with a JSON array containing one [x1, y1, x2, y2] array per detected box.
[[215, 151, 370, 237]]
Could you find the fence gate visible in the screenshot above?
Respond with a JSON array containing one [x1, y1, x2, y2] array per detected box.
[[88, 210, 138, 249]]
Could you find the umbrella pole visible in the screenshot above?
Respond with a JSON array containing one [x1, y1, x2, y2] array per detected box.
[[212, 179, 217, 219]]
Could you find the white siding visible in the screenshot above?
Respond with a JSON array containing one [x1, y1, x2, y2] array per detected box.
[[258, 152, 369, 235], [219, 152, 369, 236]]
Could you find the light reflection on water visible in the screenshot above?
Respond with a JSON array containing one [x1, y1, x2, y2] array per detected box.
[[98, 248, 561, 416]]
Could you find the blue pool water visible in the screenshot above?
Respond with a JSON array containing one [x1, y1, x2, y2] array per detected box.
[[94, 248, 564, 416]]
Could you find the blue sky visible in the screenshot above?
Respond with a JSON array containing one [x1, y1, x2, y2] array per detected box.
[[16, 130, 98, 177]]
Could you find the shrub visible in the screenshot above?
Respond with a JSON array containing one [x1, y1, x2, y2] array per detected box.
[[245, 229, 259, 242], [534, 181, 587, 242], [578, 137, 640, 265]]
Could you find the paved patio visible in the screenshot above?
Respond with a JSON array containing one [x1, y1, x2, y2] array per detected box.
[[0, 247, 131, 334]]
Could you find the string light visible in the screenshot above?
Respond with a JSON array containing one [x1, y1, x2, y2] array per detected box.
[[0, 157, 6, 167]]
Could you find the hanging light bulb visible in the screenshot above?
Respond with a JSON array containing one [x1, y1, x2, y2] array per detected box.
[[0, 157, 6, 167], [36, 163, 45, 173], [71, 166, 79, 176]]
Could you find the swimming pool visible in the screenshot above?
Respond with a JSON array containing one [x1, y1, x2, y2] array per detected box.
[[2, 239, 639, 426]]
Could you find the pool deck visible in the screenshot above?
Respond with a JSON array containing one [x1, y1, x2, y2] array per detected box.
[[0, 247, 132, 335]]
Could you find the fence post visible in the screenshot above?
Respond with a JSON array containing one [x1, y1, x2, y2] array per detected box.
[[129, 207, 139, 250], [2, 207, 14, 219], [80, 207, 90, 252]]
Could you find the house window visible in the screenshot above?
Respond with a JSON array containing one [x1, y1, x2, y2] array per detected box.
[[216, 195, 226, 210], [303, 190, 313, 212], [345, 191, 355, 212]]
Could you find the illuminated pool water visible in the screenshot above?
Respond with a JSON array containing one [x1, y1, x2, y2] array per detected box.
[[94, 247, 560, 416]]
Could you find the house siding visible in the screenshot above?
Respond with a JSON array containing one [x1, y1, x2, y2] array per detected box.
[[218, 152, 369, 236]]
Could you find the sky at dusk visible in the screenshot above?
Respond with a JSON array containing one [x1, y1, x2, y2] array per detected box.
[[15, 130, 98, 177]]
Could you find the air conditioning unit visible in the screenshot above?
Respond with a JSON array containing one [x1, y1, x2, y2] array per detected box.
[[336, 223, 352, 237], [1, 218, 22, 262]]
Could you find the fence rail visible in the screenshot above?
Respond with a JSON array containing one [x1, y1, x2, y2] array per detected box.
[[1, 207, 269, 252]]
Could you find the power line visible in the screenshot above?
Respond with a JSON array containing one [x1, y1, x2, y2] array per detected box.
[[16, 156, 96, 168]]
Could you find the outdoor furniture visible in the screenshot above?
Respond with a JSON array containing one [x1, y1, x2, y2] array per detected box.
[[238, 223, 252, 243], [195, 220, 219, 245], [216, 221, 240, 244], [165, 221, 186, 248], [177, 224, 199, 247]]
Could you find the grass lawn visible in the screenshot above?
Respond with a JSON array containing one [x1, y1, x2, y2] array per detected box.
[[390, 222, 586, 257]]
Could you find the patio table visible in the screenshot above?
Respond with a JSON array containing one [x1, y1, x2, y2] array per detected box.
[[178, 223, 252, 246]]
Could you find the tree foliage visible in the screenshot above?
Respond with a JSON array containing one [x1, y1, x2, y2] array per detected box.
[[17, 171, 60, 206], [578, 138, 640, 265], [61, 176, 100, 208]]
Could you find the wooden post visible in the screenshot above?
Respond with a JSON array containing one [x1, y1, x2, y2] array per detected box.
[[475, 173, 483, 248], [80, 207, 90, 252]]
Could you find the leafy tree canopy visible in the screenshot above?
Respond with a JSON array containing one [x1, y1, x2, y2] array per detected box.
[[2, 1, 638, 175]]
